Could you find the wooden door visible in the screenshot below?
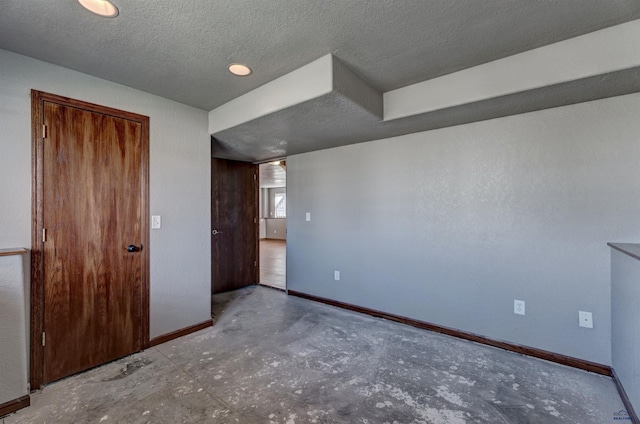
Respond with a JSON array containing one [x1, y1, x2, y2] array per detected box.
[[31, 91, 149, 387], [211, 158, 258, 293]]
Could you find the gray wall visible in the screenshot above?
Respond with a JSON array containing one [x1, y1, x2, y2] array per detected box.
[[260, 188, 267, 218], [266, 219, 287, 240], [265, 187, 286, 239], [268, 187, 287, 218], [0, 252, 28, 404], [287, 92, 640, 365], [0, 49, 211, 346], [259, 219, 267, 240], [259, 189, 267, 239], [611, 248, 640, 412]]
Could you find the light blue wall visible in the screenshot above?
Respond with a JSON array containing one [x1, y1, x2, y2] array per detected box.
[[287, 93, 640, 365]]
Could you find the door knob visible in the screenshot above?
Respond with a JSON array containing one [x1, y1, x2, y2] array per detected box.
[[211, 229, 223, 235], [127, 245, 141, 252]]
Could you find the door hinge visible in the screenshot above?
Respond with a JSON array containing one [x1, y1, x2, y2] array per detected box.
[[254, 217, 257, 224], [254, 261, 257, 267], [42, 228, 47, 243], [254, 174, 257, 181], [42, 332, 46, 347], [42, 125, 47, 139]]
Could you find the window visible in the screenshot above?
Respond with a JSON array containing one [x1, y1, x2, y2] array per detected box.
[[274, 193, 286, 218]]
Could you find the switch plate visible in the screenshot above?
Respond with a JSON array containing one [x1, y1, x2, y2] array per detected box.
[[152, 215, 161, 229], [579, 311, 593, 328], [514, 300, 525, 315], [334, 270, 340, 281], [306, 212, 311, 222]]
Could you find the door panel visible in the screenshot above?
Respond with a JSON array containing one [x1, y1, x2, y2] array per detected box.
[[211, 158, 258, 293], [42, 101, 143, 383]]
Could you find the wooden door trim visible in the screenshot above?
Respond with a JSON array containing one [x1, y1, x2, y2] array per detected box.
[[30, 90, 150, 389], [252, 164, 259, 286]]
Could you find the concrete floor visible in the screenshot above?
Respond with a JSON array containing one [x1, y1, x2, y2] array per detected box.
[[4, 286, 625, 423]]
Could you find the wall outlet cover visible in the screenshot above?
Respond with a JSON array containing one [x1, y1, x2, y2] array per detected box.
[[334, 270, 340, 281], [579, 311, 593, 328], [514, 299, 525, 315]]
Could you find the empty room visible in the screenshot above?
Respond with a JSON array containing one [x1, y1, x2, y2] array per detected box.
[[1, 1, 640, 423]]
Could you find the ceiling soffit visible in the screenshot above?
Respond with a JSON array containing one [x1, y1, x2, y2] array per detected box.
[[211, 21, 640, 162]]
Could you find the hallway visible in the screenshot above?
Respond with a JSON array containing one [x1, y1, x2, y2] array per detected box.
[[259, 239, 286, 290]]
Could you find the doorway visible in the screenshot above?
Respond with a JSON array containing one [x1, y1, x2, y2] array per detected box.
[[258, 161, 287, 290], [30, 91, 150, 389], [209, 157, 284, 298], [211, 158, 259, 294]]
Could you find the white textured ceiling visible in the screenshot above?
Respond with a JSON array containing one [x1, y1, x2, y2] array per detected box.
[[1, 1, 639, 111], [259, 163, 286, 189]]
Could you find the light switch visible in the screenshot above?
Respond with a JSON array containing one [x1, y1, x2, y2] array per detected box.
[[306, 212, 311, 222], [152, 215, 161, 229]]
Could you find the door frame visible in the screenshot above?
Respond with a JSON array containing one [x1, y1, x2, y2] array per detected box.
[[30, 90, 150, 389], [210, 157, 259, 294], [257, 160, 287, 290]]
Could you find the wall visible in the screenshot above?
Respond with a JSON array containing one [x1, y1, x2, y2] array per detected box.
[[259, 188, 267, 218], [0, 252, 28, 405], [0, 49, 211, 342], [266, 219, 287, 240], [287, 93, 640, 365], [258, 189, 265, 239], [611, 247, 640, 413], [268, 187, 287, 218], [265, 188, 286, 239]]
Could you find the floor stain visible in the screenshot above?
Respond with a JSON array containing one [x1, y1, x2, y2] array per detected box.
[[102, 357, 152, 382]]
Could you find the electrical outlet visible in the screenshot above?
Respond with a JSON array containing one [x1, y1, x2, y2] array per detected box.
[[579, 311, 593, 328], [334, 270, 340, 281], [306, 212, 311, 222], [514, 300, 525, 315]]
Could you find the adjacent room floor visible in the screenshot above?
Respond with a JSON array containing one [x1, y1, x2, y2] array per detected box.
[[259, 239, 286, 290], [4, 286, 625, 424]]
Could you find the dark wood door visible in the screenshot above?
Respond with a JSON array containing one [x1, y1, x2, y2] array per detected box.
[[211, 158, 258, 293], [38, 96, 148, 384]]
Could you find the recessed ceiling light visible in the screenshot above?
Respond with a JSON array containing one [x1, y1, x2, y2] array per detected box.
[[78, 0, 119, 18], [228, 64, 252, 76], [270, 161, 281, 166]]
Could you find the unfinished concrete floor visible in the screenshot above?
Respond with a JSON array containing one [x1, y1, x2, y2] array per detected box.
[[4, 286, 626, 424]]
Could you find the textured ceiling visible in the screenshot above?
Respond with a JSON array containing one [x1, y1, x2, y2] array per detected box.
[[1, 1, 639, 111], [259, 163, 286, 189], [212, 67, 640, 162]]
